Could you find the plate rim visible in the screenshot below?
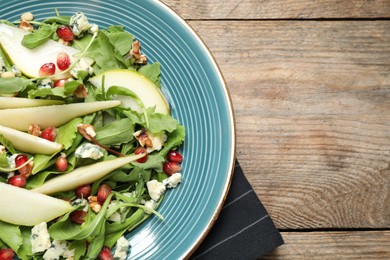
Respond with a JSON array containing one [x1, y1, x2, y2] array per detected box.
[[155, 1, 237, 258]]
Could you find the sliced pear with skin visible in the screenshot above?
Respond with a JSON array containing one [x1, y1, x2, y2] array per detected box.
[[89, 69, 170, 115], [0, 125, 63, 154], [0, 96, 64, 109], [32, 153, 145, 195], [0, 182, 73, 226], [0, 23, 80, 78], [0, 100, 121, 131]]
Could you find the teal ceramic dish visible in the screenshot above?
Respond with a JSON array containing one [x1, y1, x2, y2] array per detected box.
[[0, 0, 235, 258]]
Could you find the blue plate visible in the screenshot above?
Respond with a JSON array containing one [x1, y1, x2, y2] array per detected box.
[[0, 0, 235, 258]]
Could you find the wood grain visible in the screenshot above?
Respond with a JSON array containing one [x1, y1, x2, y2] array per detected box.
[[187, 20, 390, 229], [262, 231, 390, 259], [162, 0, 390, 19]]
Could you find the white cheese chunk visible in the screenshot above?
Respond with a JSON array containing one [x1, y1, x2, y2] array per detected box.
[[75, 143, 104, 160], [143, 199, 157, 214], [113, 236, 130, 260], [146, 179, 166, 201], [163, 173, 182, 188], [30, 222, 51, 254]]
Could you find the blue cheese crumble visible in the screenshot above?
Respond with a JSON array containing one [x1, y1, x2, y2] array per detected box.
[[75, 143, 104, 160], [30, 222, 51, 254], [43, 240, 75, 260], [163, 173, 182, 188], [146, 180, 166, 201], [69, 12, 91, 36], [113, 236, 130, 260]]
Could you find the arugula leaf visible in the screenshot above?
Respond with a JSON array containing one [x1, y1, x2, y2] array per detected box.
[[43, 16, 71, 25], [56, 118, 83, 150], [84, 32, 127, 74], [0, 153, 8, 168], [138, 62, 161, 87], [49, 193, 113, 240], [21, 24, 54, 49], [17, 227, 33, 260], [31, 154, 56, 174], [0, 134, 16, 154], [159, 125, 186, 156], [28, 79, 82, 99], [0, 221, 23, 253], [104, 30, 133, 56], [0, 77, 31, 95], [95, 118, 134, 145]]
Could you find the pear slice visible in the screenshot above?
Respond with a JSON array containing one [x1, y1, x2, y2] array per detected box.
[[0, 97, 64, 109], [0, 100, 121, 131], [89, 69, 170, 115], [0, 182, 73, 226], [0, 23, 80, 78], [32, 153, 145, 194], [0, 125, 63, 154]]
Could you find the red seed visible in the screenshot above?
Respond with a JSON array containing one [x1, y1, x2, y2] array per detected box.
[[8, 175, 27, 188], [56, 52, 70, 70], [14, 154, 32, 176], [0, 248, 15, 260], [163, 161, 182, 176], [135, 147, 148, 163], [167, 150, 183, 163], [55, 153, 68, 172], [75, 184, 91, 198], [15, 154, 28, 167], [69, 210, 87, 224], [56, 25, 74, 41], [40, 126, 57, 142], [99, 246, 113, 260], [97, 184, 111, 205], [53, 79, 67, 88], [39, 62, 56, 76]]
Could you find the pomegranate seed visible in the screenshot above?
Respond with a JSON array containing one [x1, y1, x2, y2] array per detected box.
[[135, 147, 148, 163], [56, 26, 74, 41], [0, 248, 15, 260], [14, 154, 32, 176], [53, 79, 67, 88], [39, 62, 56, 76], [167, 150, 183, 163], [56, 52, 70, 70], [55, 153, 68, 172], [99, 246, 113, 260], [75, 184, 91, 198], [8, 175, 26, 188], [163, 161, 182, 176], [70, 210, 87, 224], [97, 184, 111, 205], [15, 154, 28, 167], [40, 126, 57, 142]]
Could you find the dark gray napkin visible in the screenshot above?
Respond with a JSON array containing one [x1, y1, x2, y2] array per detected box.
[[191, 160, 284, 259]]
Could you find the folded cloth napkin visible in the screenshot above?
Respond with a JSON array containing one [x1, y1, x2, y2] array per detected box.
[[191, 160, 284, 259]]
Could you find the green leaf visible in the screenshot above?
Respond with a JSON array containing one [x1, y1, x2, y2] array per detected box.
[[105, 30, 133, 56], [0, 134, 16, 154], [17, 227, 33, 260], [21, 24, 54, 49], [0, 221, 23, 253], [95, 118, 134, 145], [0, 77, 31, 95], [49, 193, 113, 240], [31, 153, 56, 174], [43, 16, 71, 25], [147, 108, 179, 133], [0, 153, 8, 168], [138, 62, 161, 87], [56, 117, 83, 150], [159, 125, 186, 156]]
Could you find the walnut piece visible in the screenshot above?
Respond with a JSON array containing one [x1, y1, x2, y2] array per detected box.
[[28, 124, 42, 136], [88, 196, 101, 213]]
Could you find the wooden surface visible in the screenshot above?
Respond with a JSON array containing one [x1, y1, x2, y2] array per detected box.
[[162, 0, 390, 258]]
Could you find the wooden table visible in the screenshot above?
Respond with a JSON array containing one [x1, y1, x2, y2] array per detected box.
[[162, 1, 390, 258]]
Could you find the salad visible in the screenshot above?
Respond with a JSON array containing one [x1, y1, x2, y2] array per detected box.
[[0, 10, 185, 260]]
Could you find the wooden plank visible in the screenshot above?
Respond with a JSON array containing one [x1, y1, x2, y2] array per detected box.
[[162, 0, 390, 19], [262, 231, 390, 259], [187, 20, 390, 229]]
